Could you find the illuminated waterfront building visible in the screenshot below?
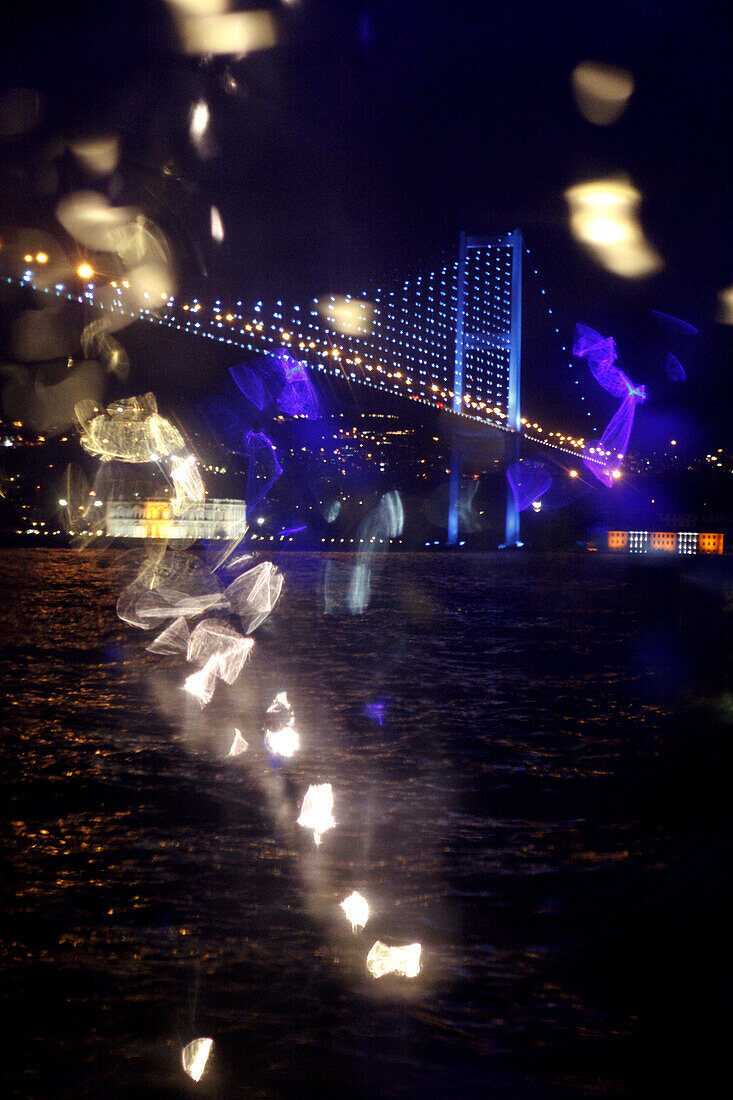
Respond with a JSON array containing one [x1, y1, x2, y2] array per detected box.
[[105, 498, 246, 540]]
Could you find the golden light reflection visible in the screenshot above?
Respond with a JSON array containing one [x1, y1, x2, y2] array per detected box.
[[264, 725, 300, 757], [181, 1037, 213, 1082], [297, 784, 335, 846], [366, 940, 421, 979], [340, 890, 369, 932]]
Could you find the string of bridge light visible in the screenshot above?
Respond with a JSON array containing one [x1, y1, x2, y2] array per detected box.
[[1, 265, 587, 456], [522, 243, 595, 447]]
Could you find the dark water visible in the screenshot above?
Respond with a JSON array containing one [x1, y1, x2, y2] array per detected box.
[[1, 549, 731, 1098]]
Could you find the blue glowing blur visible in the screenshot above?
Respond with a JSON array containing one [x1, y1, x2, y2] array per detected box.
[[270, 351, 320, 419], [229, 360, 268, 410], [506, 460, 552, 512], [665, 352, 686, 382], [244, 430, 283, 509], [651, 310, 699, 337], [229, 351, 320, 419], [365, 701, 386, 726]]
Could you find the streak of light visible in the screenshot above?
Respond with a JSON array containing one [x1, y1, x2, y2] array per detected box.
[[210, 205, 224, 242]]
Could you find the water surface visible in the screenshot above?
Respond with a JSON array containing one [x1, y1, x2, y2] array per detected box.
[[1, 549, 730, 1098]]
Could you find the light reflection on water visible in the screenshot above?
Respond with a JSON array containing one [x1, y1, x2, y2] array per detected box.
[[1, 548, 730, 1098]]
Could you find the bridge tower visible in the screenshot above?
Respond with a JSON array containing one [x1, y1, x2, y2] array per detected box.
[[448, 229, 523, 545]]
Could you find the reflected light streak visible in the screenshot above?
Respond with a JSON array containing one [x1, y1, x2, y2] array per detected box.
[[181, 1037, 213, 1082], [340, 891, 369, 933], [366, 941, 421, 979], [228, 728, 248, 756], [265, 724, 300, 758], [297, 784, 335, 846]]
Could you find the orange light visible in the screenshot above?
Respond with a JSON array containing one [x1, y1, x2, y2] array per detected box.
[[77, 263, 94, 280]]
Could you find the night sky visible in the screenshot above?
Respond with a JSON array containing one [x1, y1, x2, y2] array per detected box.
[[1, 0, 730, 444]]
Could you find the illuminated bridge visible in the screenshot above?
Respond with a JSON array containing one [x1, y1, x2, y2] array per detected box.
[[7, 229, 590, 544], [135, 230, 587, 543]]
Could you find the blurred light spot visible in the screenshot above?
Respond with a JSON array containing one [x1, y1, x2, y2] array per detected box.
[[56, 191, 136, 251], [571, 61, 634, 125], [178, 10, 277, 55], [69, 135, 120, 176], [210, 205, 224, 242], [167, 0, 229, 14], [717, 286, 733, 324], [77, 263, 94, 279], [189, 98, 210, 141], [265, 725, 300, 757], [565, 178, 663, 277], [319, 296, 374, 336]]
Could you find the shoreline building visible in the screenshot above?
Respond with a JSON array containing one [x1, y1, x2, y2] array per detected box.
[[605, 530, 724, 555], [106, 499, 246, 540]]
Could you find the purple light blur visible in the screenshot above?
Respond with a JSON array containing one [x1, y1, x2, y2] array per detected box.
[[365, 701, 386, 726], [506, 460, 552, 511], [573, 323, 628, 399], [244, 430, 283, 508], [269, 351, 320, 419], [582, 381, 646, 486], [575, 322, 647, 487]]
